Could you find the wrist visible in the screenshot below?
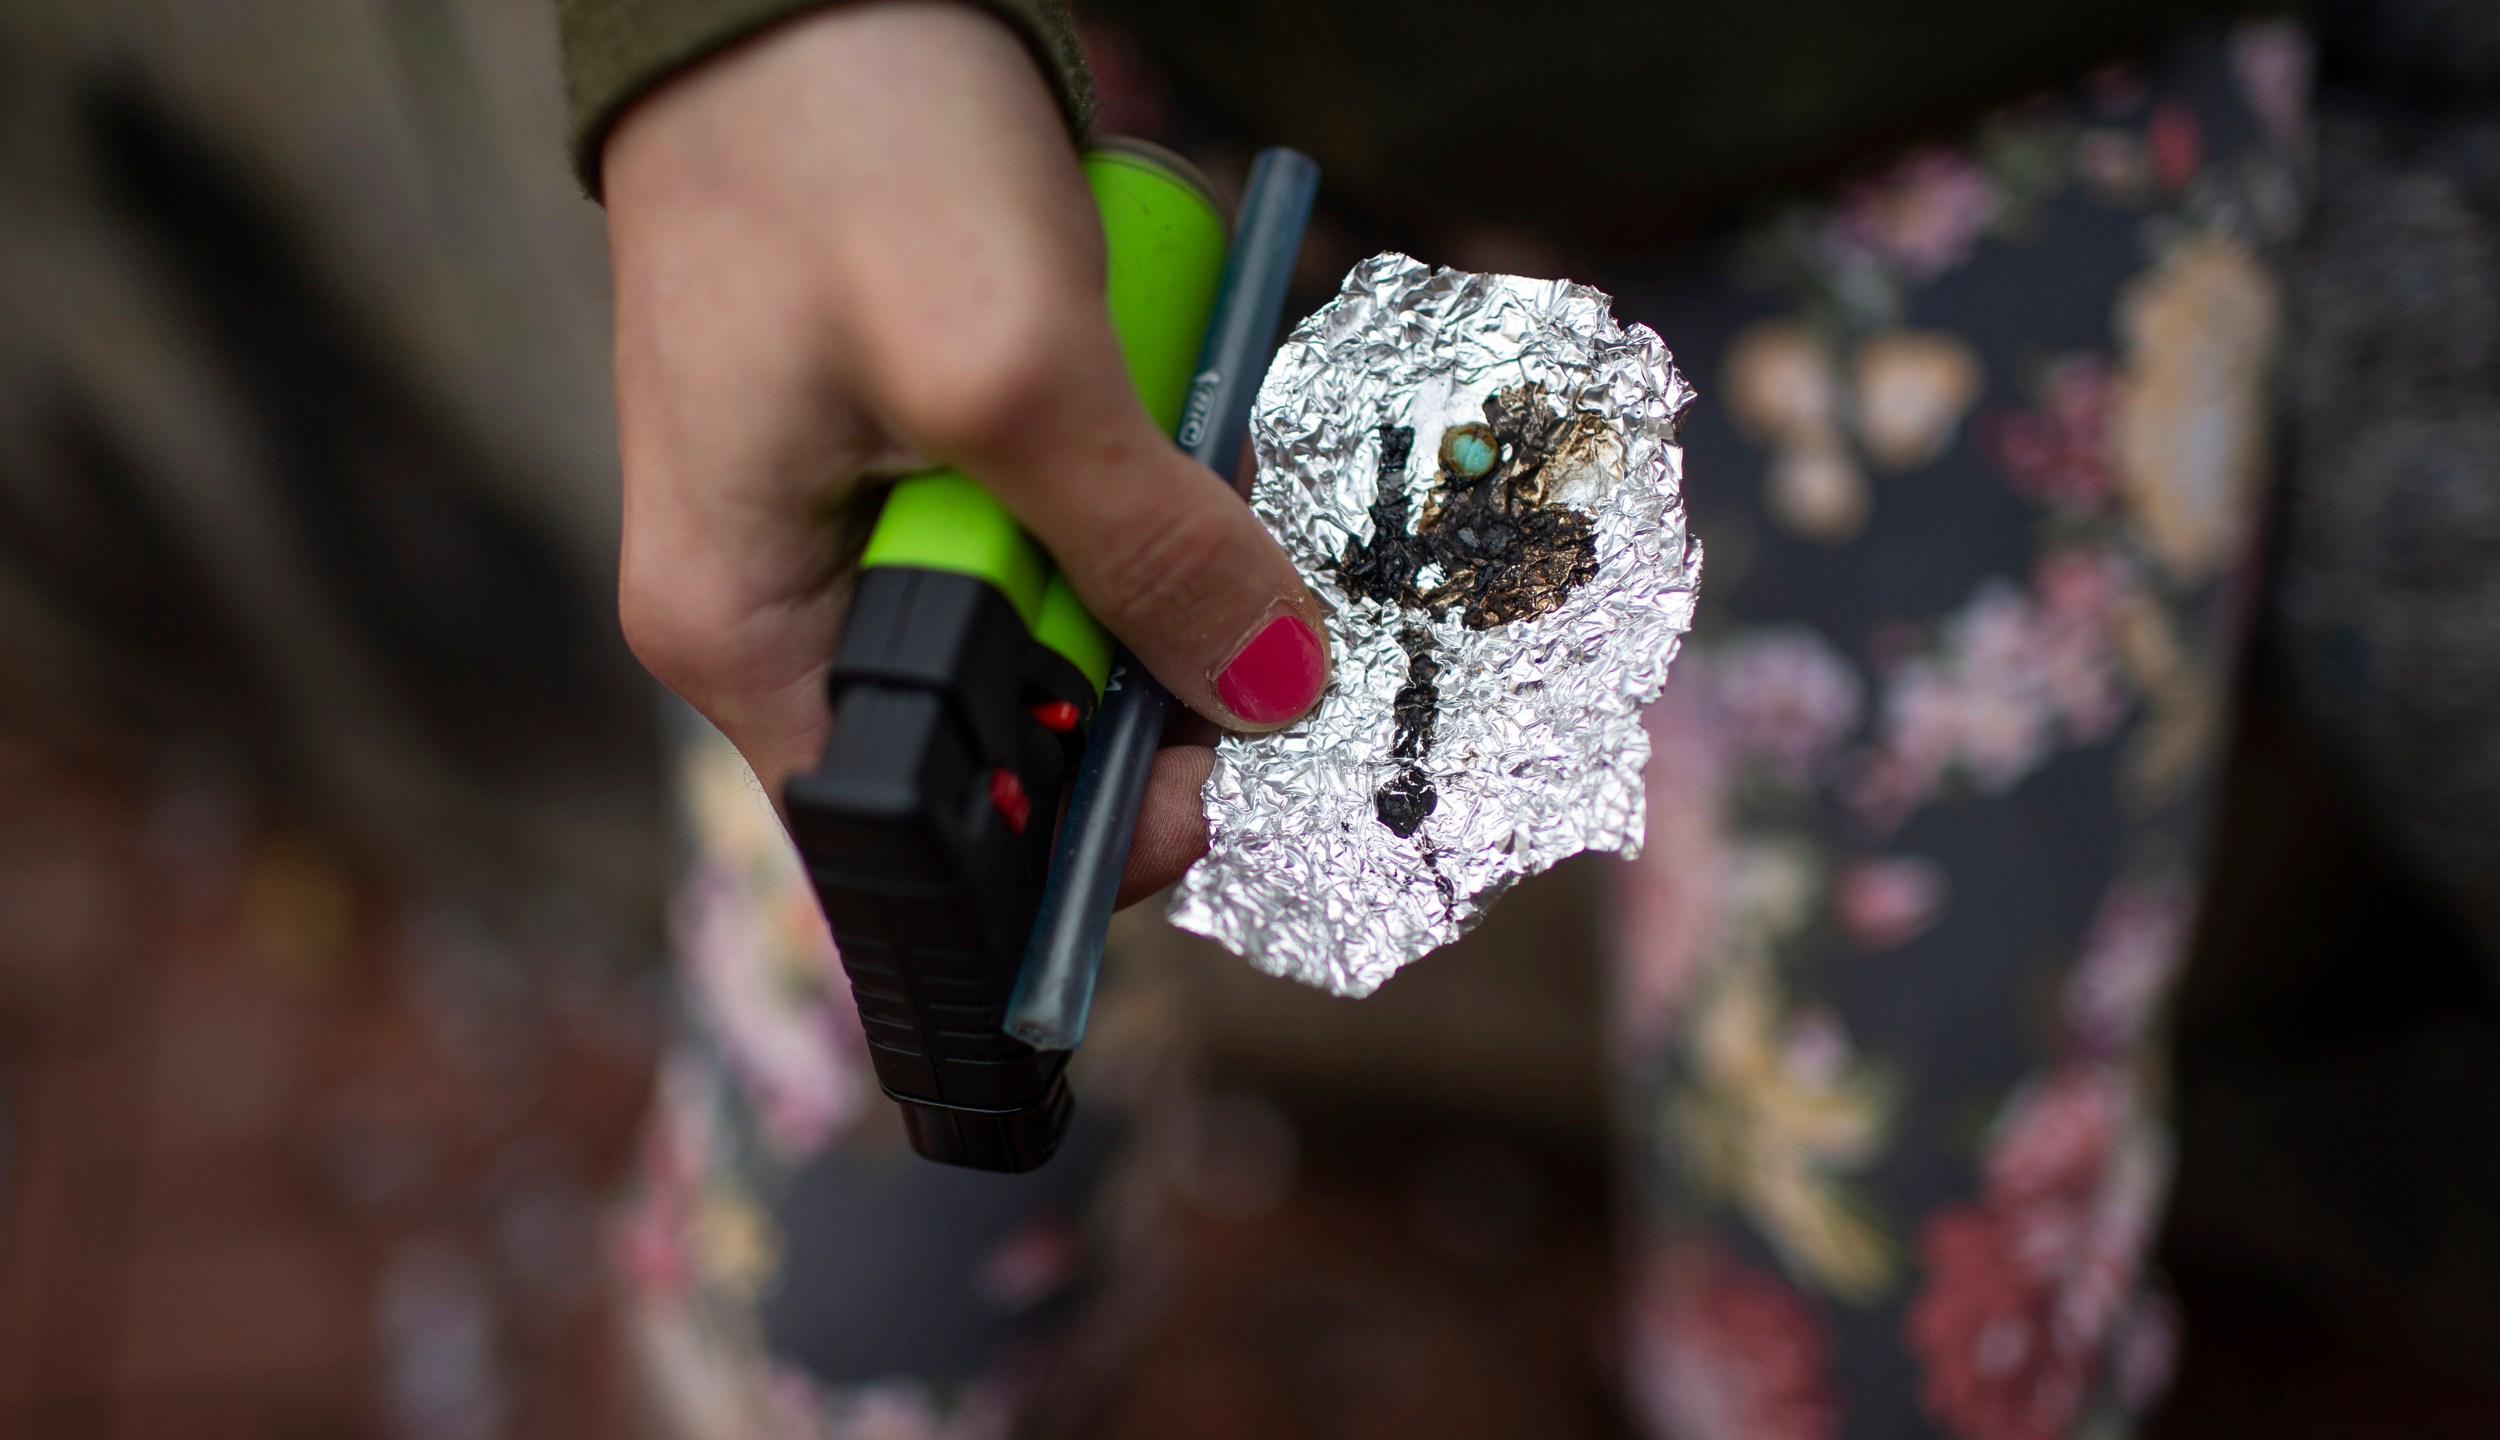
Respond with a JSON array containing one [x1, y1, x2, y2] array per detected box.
[[562, 0, 1091, 199]]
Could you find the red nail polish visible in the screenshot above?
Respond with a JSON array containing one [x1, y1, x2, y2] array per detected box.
[[1215, 614, 1327, 725]]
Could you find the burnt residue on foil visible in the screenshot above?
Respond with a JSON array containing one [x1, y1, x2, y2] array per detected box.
[[1374, 626, 1440, 838], [1338, 387, 1601, 631], [1343, 385, 1608, 870], [1168, 253, 1700, 996]]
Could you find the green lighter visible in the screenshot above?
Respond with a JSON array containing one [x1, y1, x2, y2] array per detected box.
[[783, 140, 1227, 1172]]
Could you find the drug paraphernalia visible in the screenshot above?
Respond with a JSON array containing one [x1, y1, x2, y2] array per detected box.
[[784, 141, 1227, 1174], [1169, 255, 1701, 996], [1009, 149, 1321, 1054]]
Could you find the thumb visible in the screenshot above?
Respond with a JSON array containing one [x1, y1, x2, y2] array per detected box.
[[942, 323, 1333, 733]]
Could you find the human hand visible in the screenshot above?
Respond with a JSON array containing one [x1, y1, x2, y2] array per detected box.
[[601, 1, 1330, 902]]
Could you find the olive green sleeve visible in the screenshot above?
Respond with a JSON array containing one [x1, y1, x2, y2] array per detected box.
[[555, 0, 1093, 197]]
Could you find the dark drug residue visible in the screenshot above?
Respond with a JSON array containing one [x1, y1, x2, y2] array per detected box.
[[1335, 384, 1607, 847], [1374, 627, 1440, 837], [1337, 383, 1601, 631]]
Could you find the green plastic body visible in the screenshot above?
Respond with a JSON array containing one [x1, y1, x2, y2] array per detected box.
[[857, 142, 1228, 691]]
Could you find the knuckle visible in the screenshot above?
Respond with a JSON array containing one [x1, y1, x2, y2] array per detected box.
[[616, 563, 707, 690], [616, 540, 749, 705], [874, 299, 1078, 457], [1088, 496, 1243, 631]]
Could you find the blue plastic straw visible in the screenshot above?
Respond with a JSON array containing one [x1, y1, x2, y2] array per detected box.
[[1006, 148, 1321, 1051]]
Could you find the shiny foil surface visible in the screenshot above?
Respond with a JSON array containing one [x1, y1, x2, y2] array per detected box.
[[1167, 254, 1701, 995]]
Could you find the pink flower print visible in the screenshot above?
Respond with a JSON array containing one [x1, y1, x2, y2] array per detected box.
[[1905, 1066, 2162, 1440], [1908, 1203, 2097, 1440], [1783, 1007, 1858, 1090], [818, 1378, 1000, 1440], [1837, 147, 2001, 283], [1848, 557, 2133, 830], [1619, 677, 1735, 1053], [674, 729, 874, 1159], [1986, 356, 2117, 509], [2051, 1133, 2166, 1391], [2146, 102, 2204, 195], [1631, 1246, 1839, 1440], [1847, 662, 1988, 831], [1835, 856, 1949, 951], [2111, 1293, 2182, 1413], [1979, 1069, 2121, 1203], [2031, 547, 2124, 629], [1707, 627, 1866, 785], [612, 1057, 726, 1301], [614, 1158, 692, 1298], [2231, 21, 2313, 149], [678, 866, 868, 1158], [1844, 750, 1936, 837], [1945, 591, 2062, 785], [766, 1367, 839, 1440], [2064, 876, 2194, 1057], [2026, 552, 2132, 742], [1902, 588, 2060, 794]]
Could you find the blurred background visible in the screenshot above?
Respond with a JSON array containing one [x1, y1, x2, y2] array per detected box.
[[0, 2, 2494, 1438]]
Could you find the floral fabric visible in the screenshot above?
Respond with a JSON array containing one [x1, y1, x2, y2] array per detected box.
[[1606, 24, 2308, 1440], [618, 21, 2314, 1440], [0, 3, 2359, 1435], [619, 725, 1186, 1440]]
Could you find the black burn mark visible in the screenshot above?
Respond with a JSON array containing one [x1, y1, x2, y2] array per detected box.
[[1335, 384, 1605, 852], [1336, 383, 1600, 632], [1373, 627, 1439, 837]]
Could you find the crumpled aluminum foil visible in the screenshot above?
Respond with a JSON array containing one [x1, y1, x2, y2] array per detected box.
[[1167, 253, 1701, 995]]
